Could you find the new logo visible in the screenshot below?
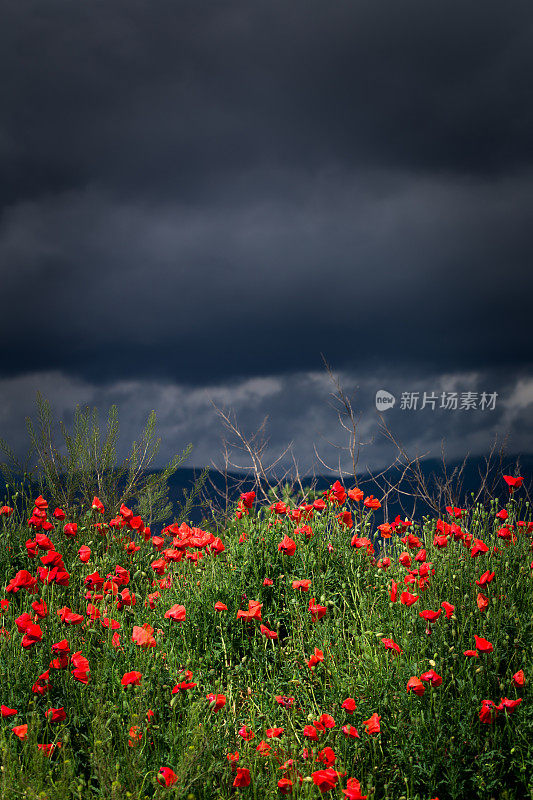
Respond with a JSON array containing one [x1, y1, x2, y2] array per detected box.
[[375, 390, 396, 411]]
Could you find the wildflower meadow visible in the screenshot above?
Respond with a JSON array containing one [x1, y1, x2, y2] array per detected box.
[[0, 447, 532, 799]]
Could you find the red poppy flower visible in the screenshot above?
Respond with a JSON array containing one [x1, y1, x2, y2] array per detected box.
[[317, 713, 335, 729], [240, 491, 256, 509], [309, 597, 327, 622], [476, 593, 489, 612], [127, 725, 142, 747], [513, 670, 525, 687], [132, 624, 156, 648], [101, 617, 120, 630], [378, 523, 392, 538], [389, 580, 398, 603], [312, 768, 342, 793], [348, 487, 364, 502], [363, 496, 381, 510], [337, 511, 353, 529], [303, 725, 319, 741], [342, 698, 357, 714], [32, 670, 51, 695], [479, 699, 498, 724], [381, 637, 403, 654], [57, 607, 84, 625], [400, 591, 419, 607], [72, 668, 90, 684], [330, 480, 347, 502], [419, 609, 441, 623], [32, 599, 48, 619], [342, 725, 360, 739], [343, 778, 368, 800], [11, 570, 38, 593], [90, 496, 104, 513], [21, 623, 43, 648], [278, 535, 297, 556], [464, 649, 479, 657], [497, 697, 523, 714], [441, 601, 455, 619], [206, 693, 226, 711], [12, 724, 28, 739], [209, 537, 225, 555], [0, 506, 13, 516], [399, 552, 412, 568], [350, 536, 374, 555], [15, 612, 32, 633], [420, 669, 442, 686], [445, 506, 464, 518], [292, 579, 311, 591], [121, 671, 142, 687], [78, 546, 91, 563], [307, 647, 324, 669], [275, 695, 294, 708], [233, 768, 251, 787], [278, 777, 293, 795], [474, 635, 493, 653], [86, 603, 100, 621], [237, 600, 263, 621], [51, 639, 70, 654], [260, 624, 278, 640], [403, 533, 423, 550], [317, 746, 336, 767], [45, 706, 66, 723], [362, 713, 381, 734], [266, 727, 284, 738], [476, 571, 495, 587], [158, 767, 178, 787], [172, 677, 197, 693], [471, 538, 489, 557], [214, 601, 228, 612], [407, 677, 425, 696], [1, 706, 18, 717], [238, 725, 255, 740], [503, 475, 523, 492], [35, 533, 53, 551]]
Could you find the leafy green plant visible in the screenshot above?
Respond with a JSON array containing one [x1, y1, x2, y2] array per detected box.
[[0, 393, 208, 528]]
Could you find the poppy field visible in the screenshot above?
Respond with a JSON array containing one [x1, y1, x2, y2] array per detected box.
[[0, 475, 532, 800]]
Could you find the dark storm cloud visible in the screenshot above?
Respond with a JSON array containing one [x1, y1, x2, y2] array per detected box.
[[3, 0, 533, 205], [1, 172, 532, 385], [1, 0, 532, 389]]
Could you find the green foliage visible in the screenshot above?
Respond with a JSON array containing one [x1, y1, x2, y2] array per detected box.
[[0, 394, 208, 528], [0, 438, 531, 799]]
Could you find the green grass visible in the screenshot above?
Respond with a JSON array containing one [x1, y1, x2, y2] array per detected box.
[[0, 479, 531, 800]]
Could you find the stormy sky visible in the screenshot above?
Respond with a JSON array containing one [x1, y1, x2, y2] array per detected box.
[[1, 0, 532, 481]]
